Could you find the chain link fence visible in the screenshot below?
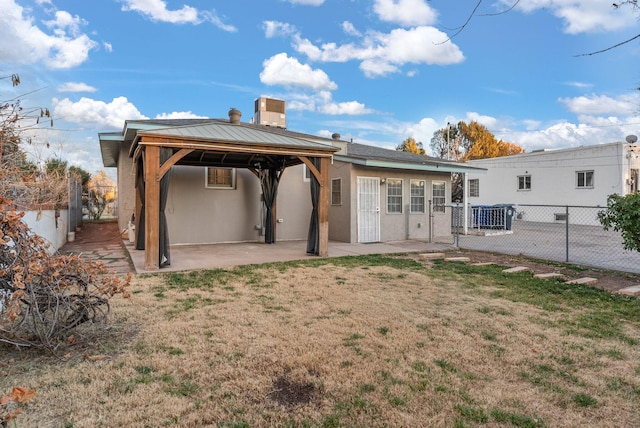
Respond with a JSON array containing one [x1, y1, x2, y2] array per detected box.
[[436, 204, 640, 275]]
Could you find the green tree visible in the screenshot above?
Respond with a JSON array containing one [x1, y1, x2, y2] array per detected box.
[[597, 193, 640, 252], [396, 137, 426, 155], [69, 166, 91, 188]]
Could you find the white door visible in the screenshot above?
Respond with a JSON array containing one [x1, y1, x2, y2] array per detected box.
[[357, 177, 380, 243]]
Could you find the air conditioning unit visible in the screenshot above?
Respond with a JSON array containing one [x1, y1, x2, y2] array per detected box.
[[254, 97, 286, 128]]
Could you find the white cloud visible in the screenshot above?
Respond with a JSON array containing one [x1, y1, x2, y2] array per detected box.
[[565, 81, 593, 89], [282, 91, 372, 116], [263, 21, 297, 38], [316, 91, 373, 115], [558, 94, 638, 115], [0, 0, 97, 69], [155, 111, 208, 119], [260, 53, 338, 91], [403, 117, 439, 147], [373, 0, 438, 27], [120, 0, 236, 31], [465, 112, 498, 129], [285, 0, 324, 5], [293, 26, 464, 78], [505, 0, 636, 34], [53, 96, 147, 129], [58, 82, 97, 92], [103, 42, 113, 52], [342, 21, 361, 37]]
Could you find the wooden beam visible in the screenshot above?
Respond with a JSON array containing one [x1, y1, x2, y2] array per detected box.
[[156, 148, 194, 180], [298, 156, 321, 183], [138, 137, 335, 158], [144, 146, 160, 270], [318, 157, 330, 257]]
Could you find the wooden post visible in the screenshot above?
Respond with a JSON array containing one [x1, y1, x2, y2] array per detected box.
[[144, 145, 160, 270], [318, 156, 330, 257]]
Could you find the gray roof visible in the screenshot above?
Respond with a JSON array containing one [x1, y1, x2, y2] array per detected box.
[[136, 121, 336, 151], [336, 142, 487, 174], [99, 118, 485, 174]]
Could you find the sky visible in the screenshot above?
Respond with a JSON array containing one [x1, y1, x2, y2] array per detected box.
[[2, 0, 640, 177]]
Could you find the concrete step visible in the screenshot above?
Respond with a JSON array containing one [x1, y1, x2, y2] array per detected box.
[[566, 277, 598, 286], [444, 256, 471, 263], [534, 273, 566, 280], [617, 285, 640, 296], [502, 266, 530, 274], [418, 253, 445, 260]]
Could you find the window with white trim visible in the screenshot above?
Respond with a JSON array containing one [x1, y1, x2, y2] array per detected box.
[[303, 164, 311, 182], [576, 170, 594, 188], [331, 178, 341, 205], [387, 179, 403, 214], [432, 181, 445, 212], [468, 179, 479, 197], [410, 180, 425, 213], [206, 167, 236, 189], [517, 175, 531, 191]]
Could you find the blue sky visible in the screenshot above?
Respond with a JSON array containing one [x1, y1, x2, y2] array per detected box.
[[2, 0, 640, 176]]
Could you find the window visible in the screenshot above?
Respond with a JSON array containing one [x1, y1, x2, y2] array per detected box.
[[576, 170, 594, 188], [206, 167, 236, 189], [410, 180, 425, 213], [303, 164, 311, 182], [432, 181, 445, 212], [387, 179, 403, 214], [468, 179, 479, 197], [331, 178, 341, 205], [517, 175, 531, 191]]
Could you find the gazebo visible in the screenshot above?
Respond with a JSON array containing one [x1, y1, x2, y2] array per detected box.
[[126, 120, 339, 270]]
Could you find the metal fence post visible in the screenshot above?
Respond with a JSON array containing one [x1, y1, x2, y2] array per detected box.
[[565, 205, 569, 263], [428, 200, 433, 243]]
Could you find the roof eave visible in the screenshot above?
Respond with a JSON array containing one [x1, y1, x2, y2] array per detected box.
[[98, 133, 122, 167], [334, 155, 487, 174]]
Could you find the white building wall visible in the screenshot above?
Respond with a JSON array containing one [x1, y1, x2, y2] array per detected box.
[[466, 142, 639, 225]]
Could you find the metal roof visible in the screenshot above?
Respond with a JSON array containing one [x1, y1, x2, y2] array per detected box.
[[336, 142, 487, 174], [135, 121, 336, 152]]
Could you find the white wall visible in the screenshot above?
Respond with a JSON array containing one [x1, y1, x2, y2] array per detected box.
[[22, 209, 69, 252], [467, 142, 639, 208]]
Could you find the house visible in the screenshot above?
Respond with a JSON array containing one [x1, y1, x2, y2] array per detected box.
[[99, 98, 485, 270], [465, 139, 639, 225]]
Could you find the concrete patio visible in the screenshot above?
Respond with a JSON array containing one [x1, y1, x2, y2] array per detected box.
[[126, 239, 457, 273]]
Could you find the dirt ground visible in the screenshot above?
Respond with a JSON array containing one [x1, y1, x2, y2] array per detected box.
[[76, 221, 639, 294]]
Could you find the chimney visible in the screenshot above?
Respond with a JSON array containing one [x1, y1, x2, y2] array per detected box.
[[331, 133, 341, 140], [228, 108, 242, 124]]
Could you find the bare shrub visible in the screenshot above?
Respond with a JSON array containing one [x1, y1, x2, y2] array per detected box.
[[0, 195, 130, 351]]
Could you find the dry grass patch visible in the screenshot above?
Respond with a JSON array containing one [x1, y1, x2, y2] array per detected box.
[[2, 255, 639, 427]]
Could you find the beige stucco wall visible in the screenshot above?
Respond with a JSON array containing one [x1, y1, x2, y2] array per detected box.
[[345, 164, 452, 244], [115, 150, 452, 246], [272, 164, 313, 241], [117, 141, 136, 233], [165, 164, 311, 245], [328, 161, 352, 242]]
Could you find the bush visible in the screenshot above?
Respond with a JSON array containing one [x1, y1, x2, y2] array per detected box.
[[0, 195, 130, 351], [597, 192, 640, 252]]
